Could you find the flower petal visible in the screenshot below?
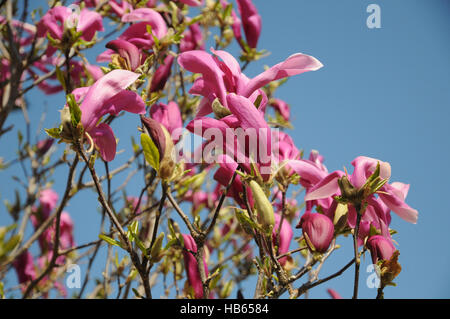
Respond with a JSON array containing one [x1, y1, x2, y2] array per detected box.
[[89, 123, 117, 162], [304, 171, 344, 201], [80, 69, 140, 130], [244, 53, 323, 97]]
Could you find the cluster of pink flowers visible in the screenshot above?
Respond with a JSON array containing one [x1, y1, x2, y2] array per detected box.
[[3, 0, 418, 299], [13, 189, 74, 296]]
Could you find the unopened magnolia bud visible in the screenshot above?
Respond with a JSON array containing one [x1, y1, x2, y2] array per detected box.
[[140, 115, 176, 180], [367, 235, 395, 265], [299, 212, 334, 253], [249, 180, 274, 235], [150, 232, 165, 263], [59, 107, 73, 140], [338, 175, 359, 202]]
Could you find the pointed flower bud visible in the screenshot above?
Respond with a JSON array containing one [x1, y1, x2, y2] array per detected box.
[[249, 180, 274, 235], [366, 235, 396, 265], [140, 115, 176, 180], [298, 212, 334, 253]]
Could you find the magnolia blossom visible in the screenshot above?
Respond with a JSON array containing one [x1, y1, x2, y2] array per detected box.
[[367, 235, 396, 264], [236, 0, 262, 49], [71, 70, 146, 161], [37, 6, 103, 56], [178, 48, 323, 117], [298, 212, 334, 253], [327, 288, 343, 299], [150, 101, 182, 142], [213, 154, 253, 207], [177, 0, 204, 6], [13, 251, 36, 284], [269, 98, 290, 122], [304, 156, 419, 225], [106, 39, 143, 71], [180, 22, 204, 52], [187, 93, 273, 178], [149, 55, 175, 93], [182, 234, 208, 299], [273, 213, 293, 266]]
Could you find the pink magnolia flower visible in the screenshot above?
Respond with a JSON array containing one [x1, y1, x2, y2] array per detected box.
[[236, 0, 262, 49], [180, 22, 204, 52], [150, 101, 182, 142], [13, 251, 36, 284], [106, 39, 142, 71], [269, 98, 290, 122], [273, 213, 293, 266], [149, 55, 175, 93], [213, 154, 254, 208], [183, 189, 219, 212], [36, 138, 54, 156], [367, 235, 396, 264], [178, 49, 322, 117], [108, 0, 134, 18], [177, 0, 204, 6], [297, 212, 334, 253], [182, 234, 209, 299], [187, 93, 272, 179], [71, 70, 146, 161], [39, 189, 59, 217], [304, 156, 419, 225], [37, 6, 103, 48], [327, 288, 343, 299]]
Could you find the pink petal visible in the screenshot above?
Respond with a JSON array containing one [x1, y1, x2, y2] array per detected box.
[[379, 185, 418, 224], [122, 10, 167, 39], [243, 53, 323, 97], [106, 39, 141, 71], [304, 171, 344, 201], [80, 70, 140, 130], [178, 50, 227, 105], [287, 159, 328, 187], [89, 123, 117, 162], [77, 9, 104, 41]]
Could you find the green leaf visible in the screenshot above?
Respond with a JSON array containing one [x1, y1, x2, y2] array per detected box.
[[3, 234, 21, 253], [67, 94, 82, 127], [253, 94, 263, 109], [140, 133, 160, 171], [55, 66, 66, 92], [45, 127, 61, 139], [222, 3, 233, 20], [99, 234, 121, 248]]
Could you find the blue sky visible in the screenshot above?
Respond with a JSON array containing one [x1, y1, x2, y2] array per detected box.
[[1, 0, 449, 298]]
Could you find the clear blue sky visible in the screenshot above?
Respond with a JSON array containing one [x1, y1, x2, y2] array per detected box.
[[1, 0, 449, 298]]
